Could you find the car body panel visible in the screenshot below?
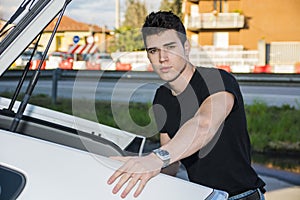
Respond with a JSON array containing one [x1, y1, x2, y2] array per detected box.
[[0, 129, 227, 200]]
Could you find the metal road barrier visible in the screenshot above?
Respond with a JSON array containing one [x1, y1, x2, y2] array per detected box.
[[2, 69, 300, 83]]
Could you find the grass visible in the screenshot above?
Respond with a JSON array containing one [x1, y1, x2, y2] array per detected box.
[[1, 92, 299, 153], [245, 100, 300, 153]]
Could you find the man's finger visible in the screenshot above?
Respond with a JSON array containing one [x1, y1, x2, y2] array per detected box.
[[112, 172, 132, 195], [133, 175, 152, 198], [107, 169, 123, 185], [120, 174, 142, 198], [107, 159, 133, 185]]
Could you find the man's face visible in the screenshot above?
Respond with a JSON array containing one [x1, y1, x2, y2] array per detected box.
[[145, 29, 189, 82]]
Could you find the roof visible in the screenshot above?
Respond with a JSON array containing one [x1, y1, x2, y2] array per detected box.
[[44, 15, 106, 32]]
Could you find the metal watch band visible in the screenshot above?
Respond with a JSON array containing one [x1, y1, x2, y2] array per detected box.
[[152, 149, 170, 168]]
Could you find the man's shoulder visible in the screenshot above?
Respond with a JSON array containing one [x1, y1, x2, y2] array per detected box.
[[153, 84, 172, 105], [196, 66, 236, 80], [196, 66, 229, 74], [155, 84, 170, 97]]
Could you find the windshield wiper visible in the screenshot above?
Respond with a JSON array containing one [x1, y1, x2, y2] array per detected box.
[[9, 1, 70, 132]]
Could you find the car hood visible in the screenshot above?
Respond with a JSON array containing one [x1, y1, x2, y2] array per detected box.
[[0, 0, 72, 76]]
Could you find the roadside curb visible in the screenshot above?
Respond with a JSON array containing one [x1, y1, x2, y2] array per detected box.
[[252, 163, 300, 186]]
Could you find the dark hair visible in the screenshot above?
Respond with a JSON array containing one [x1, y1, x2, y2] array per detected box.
[[141, 11, 187, 46]]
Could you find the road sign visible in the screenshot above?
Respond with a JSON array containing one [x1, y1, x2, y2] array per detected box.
[[73, 35, 80, 44]]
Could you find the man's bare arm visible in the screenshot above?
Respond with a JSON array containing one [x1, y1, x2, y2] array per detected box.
[[161, 91, 234, 165]]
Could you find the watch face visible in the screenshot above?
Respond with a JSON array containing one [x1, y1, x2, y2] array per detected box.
[[153, 149, 170, 168], [154, 149, 170, 160], [158, 150, 169, 158]]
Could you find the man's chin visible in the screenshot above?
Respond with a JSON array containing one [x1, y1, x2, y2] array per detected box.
[[158, 73, 180, 83]]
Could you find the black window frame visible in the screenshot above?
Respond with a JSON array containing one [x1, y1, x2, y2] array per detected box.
[[0, 165, 26, 200]]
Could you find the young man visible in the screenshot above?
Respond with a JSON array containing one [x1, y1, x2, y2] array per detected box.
[[107, 11, 266, 199]]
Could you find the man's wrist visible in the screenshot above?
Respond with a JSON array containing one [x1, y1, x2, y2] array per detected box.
[[152, 148, 170, 168]]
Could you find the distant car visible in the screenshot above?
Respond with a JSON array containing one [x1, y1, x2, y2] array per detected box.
[[46, 51, 73, 69], [58, 53, 74, 70], [15, 49, 46, 70], [0, 0, 228, 199], [86, 53, 116, 70], [72, 53, 88, 70]]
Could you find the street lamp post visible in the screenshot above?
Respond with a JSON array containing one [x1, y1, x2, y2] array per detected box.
[[115, 0, 120, 29]]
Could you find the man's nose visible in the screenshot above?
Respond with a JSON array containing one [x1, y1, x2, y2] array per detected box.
[[159, 49, 168, 62]]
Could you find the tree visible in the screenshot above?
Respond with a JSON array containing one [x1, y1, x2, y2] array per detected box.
[[159, 0, 182, 19], [160, 0, 172, 11], [110, 0, 148, 52], [123, 0, 148, 28], [171, 0, 182, 18]]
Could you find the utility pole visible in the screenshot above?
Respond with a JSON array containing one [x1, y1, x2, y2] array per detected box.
[[115, 0, 120, 29]]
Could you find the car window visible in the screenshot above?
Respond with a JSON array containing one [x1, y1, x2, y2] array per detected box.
[[51, 52, 63, 57], [20, 50, 43, 60], [0, 165, 26, 200], [97, 55, 112, 59]]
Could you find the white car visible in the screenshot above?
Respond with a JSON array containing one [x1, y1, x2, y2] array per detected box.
[[86, 53, 116, 70], [0, 0, 228, 199]]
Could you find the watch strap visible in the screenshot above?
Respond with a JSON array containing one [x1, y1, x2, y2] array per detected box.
[[152, 149, 170, 168]]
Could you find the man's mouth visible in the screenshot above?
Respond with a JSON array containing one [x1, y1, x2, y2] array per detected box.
[[160, 66, 172, 73]]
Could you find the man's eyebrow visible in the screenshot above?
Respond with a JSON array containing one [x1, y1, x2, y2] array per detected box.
[[146, 42, 177, 51], [163, 42, 177, 47], [146, 47, 157, 52]]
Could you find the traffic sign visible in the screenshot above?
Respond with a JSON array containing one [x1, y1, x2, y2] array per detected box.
[[73, 35, 80, 44]]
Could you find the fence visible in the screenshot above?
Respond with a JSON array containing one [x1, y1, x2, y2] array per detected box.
[[189, 48, 259, 73], [270, 42, 300, 73], [111, 48, 259, 73]]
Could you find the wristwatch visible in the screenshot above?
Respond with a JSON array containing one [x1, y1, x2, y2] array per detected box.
[[152, 149, 170, 168]]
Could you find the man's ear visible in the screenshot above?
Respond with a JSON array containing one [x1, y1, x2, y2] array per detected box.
[[184, 40, 191, 57]]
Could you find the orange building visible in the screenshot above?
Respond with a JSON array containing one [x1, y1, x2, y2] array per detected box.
[[183, 0, 300, 49], [182, 0, 300, 73]]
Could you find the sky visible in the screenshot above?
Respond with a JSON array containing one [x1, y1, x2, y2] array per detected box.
[[0, 0, 161, 30]]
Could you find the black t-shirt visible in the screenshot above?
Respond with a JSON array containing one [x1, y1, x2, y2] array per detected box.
[[152, 67, 265, 196]]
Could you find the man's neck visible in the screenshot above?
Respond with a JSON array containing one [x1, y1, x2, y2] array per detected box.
[[168, 62, 195, 96]]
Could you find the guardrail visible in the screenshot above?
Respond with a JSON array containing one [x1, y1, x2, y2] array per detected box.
[[1, 69, 300, 103], [2, 69, 300, 83]]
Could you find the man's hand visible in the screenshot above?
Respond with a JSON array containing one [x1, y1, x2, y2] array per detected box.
[[107, 154, 163, 198]]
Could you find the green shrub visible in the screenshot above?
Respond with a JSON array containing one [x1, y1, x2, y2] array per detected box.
[[245, 101, 300, 152]]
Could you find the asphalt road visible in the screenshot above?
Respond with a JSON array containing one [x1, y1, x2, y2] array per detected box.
[[1, 79, 300, 108]]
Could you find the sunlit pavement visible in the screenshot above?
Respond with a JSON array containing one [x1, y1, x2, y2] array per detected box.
[[253, 164, 300, 200], [175, 163, 300, 199], [264, 183, 300, 199]]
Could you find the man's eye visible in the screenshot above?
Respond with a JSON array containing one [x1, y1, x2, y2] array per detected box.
[[148, 49, 157, 54], [166, 45, 175, 50]]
